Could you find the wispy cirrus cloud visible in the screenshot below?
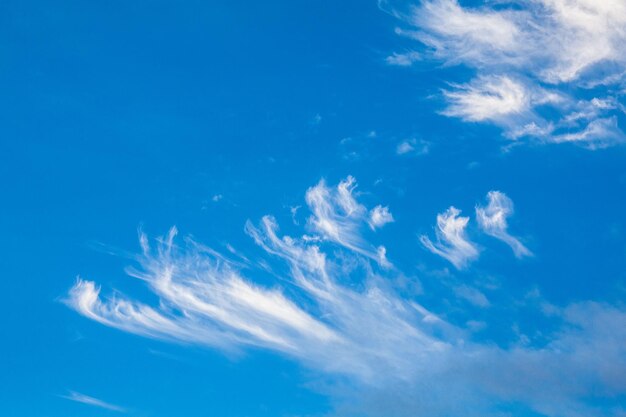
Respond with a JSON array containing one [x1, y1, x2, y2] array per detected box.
[[368, 205, 394, 230], [386, 0, 626, 148], [441, 76, 533, 123], [61, 391, 126, 413], [420, 206, 479, 269], [305, 176, 392, 266], [441, 75, 563, 134], [421, 191, 532, 267], [476, 191, 532, 258], [65, 177, 626, 416], [67, 195, 447, 381]]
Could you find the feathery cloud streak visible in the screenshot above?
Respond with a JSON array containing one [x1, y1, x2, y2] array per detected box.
[[420, 207, 479, 269], [66, 177, 626, 416], [61, 391, 126, 413], [476, 191, 532, 258], [305, 176, 391, 266], [388, 0, 626, 148]]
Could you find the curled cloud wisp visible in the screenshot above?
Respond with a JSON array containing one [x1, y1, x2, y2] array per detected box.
[[305, 176, 391, 266], [476, 191, 532, 258], [368, 205, 394, 230], [419, 206, 479, 269]]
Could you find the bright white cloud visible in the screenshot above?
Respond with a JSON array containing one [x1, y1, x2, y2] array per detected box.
[[441, 75, 562, 132], [61, 391, 126, 413], [420, 206, 479, 269], [409, 0, 520, 65], [65, 178, 626, 416], [368, 205, 394, 229], [476, 191, 532, 258], [390, 0, 626, 147], [305, 176, 390, 266], [68, 227, 342, 359], [442, 76, 532, 123], [68, 222, 450, 383], [408, 0, 626, 82], [335, 300, 626, 417]]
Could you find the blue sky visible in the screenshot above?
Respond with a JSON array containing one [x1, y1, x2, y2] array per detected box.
[[3, 1, 626, 416]]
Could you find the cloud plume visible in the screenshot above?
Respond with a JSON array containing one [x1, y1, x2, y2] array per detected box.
[[476, 191, 532, 258], [66, 177, 626, 416], [305, 176, 391, 266]]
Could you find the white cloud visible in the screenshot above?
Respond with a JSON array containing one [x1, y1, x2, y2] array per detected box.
[[420, 206, 479, 269], [368, 205, 394, 229], [551, 116, 625, 149], [409, 0, 520, 65], [390, 0, 626, 147], [476, 191, 532, 258], [408, 0, 626, 82], [305, 176, 390, 266], [65, 178, 626, 416], [68, 229, 344, 361], [61, 391, 126, 413], [68, 222, 450, 383], [442, 76, 535, 122]]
